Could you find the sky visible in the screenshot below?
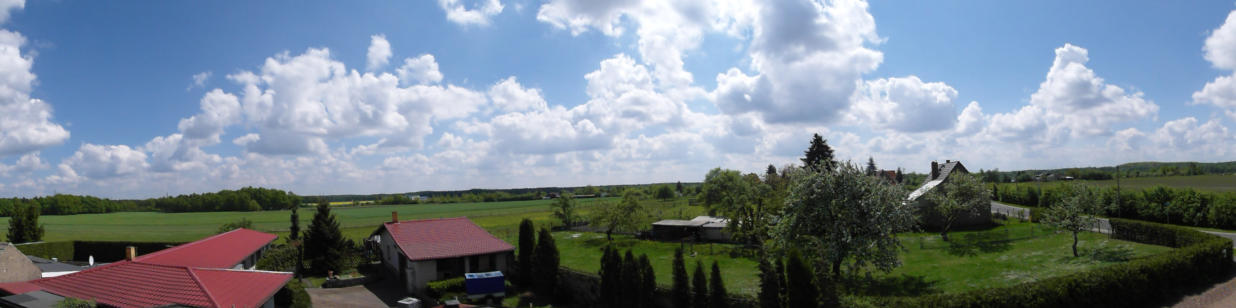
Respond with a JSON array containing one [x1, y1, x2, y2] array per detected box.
[[1, 0, 1235, 198]]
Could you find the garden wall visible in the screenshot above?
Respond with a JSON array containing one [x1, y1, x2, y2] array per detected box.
[[882, 218, 1232, 308]]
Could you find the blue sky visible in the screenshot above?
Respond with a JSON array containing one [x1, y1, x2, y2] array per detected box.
[[1, 0, 1234, 198]]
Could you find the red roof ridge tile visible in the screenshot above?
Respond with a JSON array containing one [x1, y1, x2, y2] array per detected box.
[[383, 216, 470, 225]]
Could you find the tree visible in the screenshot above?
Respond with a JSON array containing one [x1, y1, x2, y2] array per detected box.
[[517, 219, 536, 287], [784, 251, 815, 308], [532, 228, 559, 297], [303, 200, 346, 275], [256, 246, 300, 272], [1042, 183, 1100, 257], [550, 195, 578, 227], [709, 261, 728, 308], [289, 204, 303, 278], [590, 191, 649, 241], [692, 262, 709, 308], [895, 168, 904, 184], [599, 246, 619, 307], [676, 181, 685, 193], [757, 257, 782, 308], [638, 255, 656, 308], [865, 156, 877, 176], [216, 218, 254, 234], [620, 250, 639, 307], [654, 185, 677, 200], [923, 173, 990, 241], [672, 248, 691, 308], [7, 202, 44, 244], [701, 168, 773, 245], [775, 162, 916, 277], [801, 133, 835, 172]]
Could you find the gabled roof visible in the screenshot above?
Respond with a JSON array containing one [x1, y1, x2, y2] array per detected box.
[[909, 161, 969, 201], [375, 217, 514, 262], [136, 228, 276, 268], [0, 261, 291, 308]]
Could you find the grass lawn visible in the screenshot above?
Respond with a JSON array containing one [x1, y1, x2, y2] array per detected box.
[[865, 219, 1172, 296], [551, 219, 1173, 298], [1077, 174, 1236, 193]]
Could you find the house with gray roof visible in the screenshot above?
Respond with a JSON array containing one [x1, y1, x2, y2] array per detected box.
[[908, 160, 991, 228]]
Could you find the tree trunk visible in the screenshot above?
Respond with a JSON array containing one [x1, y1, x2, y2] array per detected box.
[[941, 231, 949, 242], [831, 259, 842, 278], [1071, 232, 1079, 257]]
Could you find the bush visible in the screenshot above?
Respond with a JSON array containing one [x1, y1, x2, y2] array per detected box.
[[257, 245, 299, 272], [15, 241, 74, 261], [883, 218, 1233, 308], [427, 277, 467, 299], [274, 279, 311, 308]]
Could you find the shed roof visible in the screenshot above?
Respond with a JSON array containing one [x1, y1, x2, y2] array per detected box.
[[376, 217, 514, 262], [136, 228, 276, 268]]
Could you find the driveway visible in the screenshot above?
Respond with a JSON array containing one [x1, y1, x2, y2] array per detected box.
[[306, 282, 410, 308]]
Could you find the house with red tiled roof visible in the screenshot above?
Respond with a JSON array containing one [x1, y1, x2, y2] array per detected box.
[[371, 214, 515, 294], [0, 229, 290, 308]]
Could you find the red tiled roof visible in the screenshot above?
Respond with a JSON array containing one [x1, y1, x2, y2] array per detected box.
[[137, 228, 277, 268], [0, 261, 291, 308], [0, 281, 40, 295], [378, 217, 514, 261]]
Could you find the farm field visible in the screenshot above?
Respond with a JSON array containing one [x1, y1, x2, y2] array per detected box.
[[551, 219, 1171, 298], [0, 198, 619, 243], [1076, 174, 1236, 192]]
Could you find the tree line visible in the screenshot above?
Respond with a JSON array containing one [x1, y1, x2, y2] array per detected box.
[[995, 182, 1236, 230], [0, 187, 301, 217]]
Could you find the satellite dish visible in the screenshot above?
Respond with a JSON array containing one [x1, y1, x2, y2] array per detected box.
[[88, 255, 94, 266]]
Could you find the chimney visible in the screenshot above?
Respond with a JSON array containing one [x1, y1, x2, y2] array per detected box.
[[931, 161, 939, 180], [125, 246, 136, 261], [391, 211, 398, 223]]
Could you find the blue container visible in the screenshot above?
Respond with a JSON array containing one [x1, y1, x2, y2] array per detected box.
[[464, 271, 505, 295]]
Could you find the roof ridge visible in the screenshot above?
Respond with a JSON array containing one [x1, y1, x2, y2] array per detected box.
[[187, 267, 222, 308], [136, 228, 249, 261], [386, 216, 468, 225]]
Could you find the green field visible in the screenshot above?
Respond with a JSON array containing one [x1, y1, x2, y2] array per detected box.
[[552, 219, 1171, 297], [1075, 174, 1236, 192], [0, 198, 620, 243]]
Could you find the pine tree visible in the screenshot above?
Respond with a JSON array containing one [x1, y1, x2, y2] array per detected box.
[[785, 251, 816, 308], [599, 246, 619, 306], [517, 219, 536, 287], [638, 255, 656, 308], [621, 251, 638, 307], [801, 133, 835, 172], [672, 248, 691, 308], [693, 262, 709, 308], [866, 156, 877, 176], [774, 258, 787, 305], [895, 168, 904, 184], [757, 257, 782, 308], [709, 261, 728, 308], [532, 228, 559, 298], [303, 200, 345, 275], [289, 205, 303, 278]]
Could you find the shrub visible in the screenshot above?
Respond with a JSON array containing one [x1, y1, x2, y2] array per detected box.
[[274, 279, 311, 308], [427, 277, 467, 299], [883, 218, 1233, 308], [257, 245, 299, 272]]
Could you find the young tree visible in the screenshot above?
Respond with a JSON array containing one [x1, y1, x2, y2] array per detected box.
[[672, 248, 691, 308], [784, 251, 816, 308], [288, 205, 303, 278], [775, 162, 916, 277], [216, 218, 254, 234], [303, 200, 346, 275], [895, 168, 904, 184], [801, 133, 835, 172], [620, 250, 638, 307], [7, 202, 43, 244], [550, 195, 578, 227], [1042, 183, 1100, 257], [709, 261, 728, 308], [599, 246, 618, 306], [532, 228, 559, 297], [517, 219, 536, 287], [924, 173, 991, 241], [865, 156, 877, 176], [692, 262, 709, 308], [638, 255, 656, 308], [589, 191, 648, 241], [757, 257, 783, 308]]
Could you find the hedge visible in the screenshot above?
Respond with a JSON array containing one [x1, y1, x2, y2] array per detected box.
[[881, 218, 1232, 308], [15, 241, 74, 261], [427, 277, 467, 299], [12, 241, 184, 263]]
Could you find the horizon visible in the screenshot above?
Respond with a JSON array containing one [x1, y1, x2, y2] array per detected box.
[[1, 1, 1235, 199]]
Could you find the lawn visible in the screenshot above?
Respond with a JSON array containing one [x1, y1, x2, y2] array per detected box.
[[550, 219, 1172, 298], [1077, 174, 1236, 192], [0, 198, 619, 243]]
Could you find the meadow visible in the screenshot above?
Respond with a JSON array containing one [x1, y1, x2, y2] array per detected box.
[[1076, 174, 1236, 192]]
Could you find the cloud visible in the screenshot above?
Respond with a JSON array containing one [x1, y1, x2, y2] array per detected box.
[[366, 34, 392, 71], [0, 29, 70, 157], [0, 0, 21, 24], [850, 76, 959, 133], [438, 0, 504, 26], [397, 54, 444, 85], [488, 76, 548, 113], [1195, 9, 1236, 120], [187, 71, 211, 90], [713, 0, 883, 124], [60, 144, 148, 180]]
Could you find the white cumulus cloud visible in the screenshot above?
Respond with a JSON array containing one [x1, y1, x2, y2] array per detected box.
[[438, 0, 504, 26]]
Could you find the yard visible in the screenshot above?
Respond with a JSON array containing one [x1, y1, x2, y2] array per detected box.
[[550, 218, 1173, 298]]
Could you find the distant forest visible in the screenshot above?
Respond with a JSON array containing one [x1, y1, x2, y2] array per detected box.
[[974, 161, 1236, 183], [0, 187, 300, 217], [310, 182, 703, 204]]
